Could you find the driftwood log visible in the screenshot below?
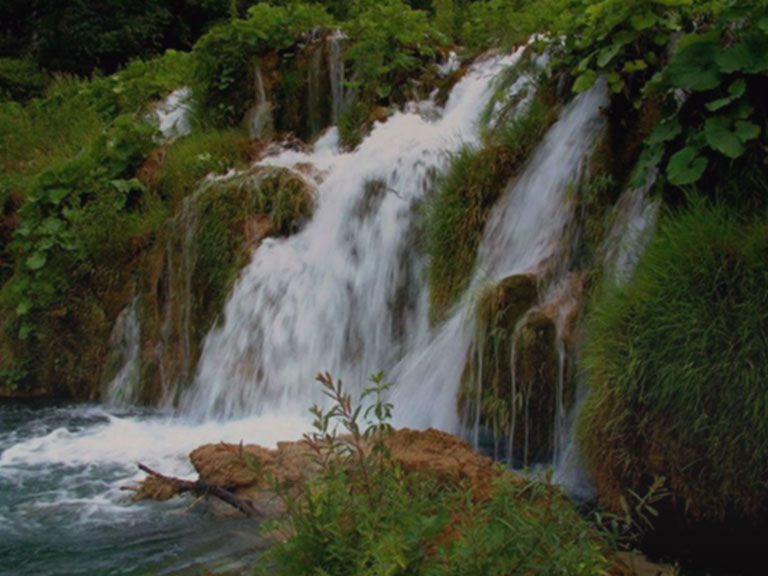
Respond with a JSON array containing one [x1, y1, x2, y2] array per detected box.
[[123, 463, 262, 517]]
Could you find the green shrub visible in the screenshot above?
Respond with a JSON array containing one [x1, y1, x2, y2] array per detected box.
[[0, 58, 49, 101], [0, 50, 190, 179], [0, 116, 164, 395], [191, 2, 333, 127], [580, 200, 768, 520], [191, 167, 314, 336], [258, 373, 609, 576], [154, 128, 248, 207]]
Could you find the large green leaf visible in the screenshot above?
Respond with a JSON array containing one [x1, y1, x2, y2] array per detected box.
[[705, 79, 746, 112], [666, 38, 721, 91], [704, 119, 742, 158], [573, 70, 597, 93], [735, 120, 761, 143], [704, 116, 760, 159], [716, 34, 768, 74], [631, 12, 657, 31], [648, 117, 682, 144], [26, 251, 47, 271], [667, 146, 707, 185]]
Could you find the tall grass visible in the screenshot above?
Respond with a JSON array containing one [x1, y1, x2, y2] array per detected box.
[[580, 200, 768, 519]]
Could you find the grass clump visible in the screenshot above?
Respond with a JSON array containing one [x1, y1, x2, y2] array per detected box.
[[152, 128, 249, 208], [191, 167, 314, 335], [426, 95, 556, 320], [579, 200, 768, 521], [258, 372, 609, 576]]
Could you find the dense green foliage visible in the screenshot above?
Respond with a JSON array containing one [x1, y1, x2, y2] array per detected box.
[[580, 201, 768, 520], [259, 374, 609, 575], [191, 2, 334, 127], [0, 0, 230, 76]]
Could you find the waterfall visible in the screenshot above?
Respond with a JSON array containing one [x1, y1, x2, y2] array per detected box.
[[247, 62, 273, 139], [182, 51, 526, 420], [307, 45, 324, 136], [105, 299, 141, 406], [328, 31, 345, 125], [155, 87, 191, 139], [552, 180, 659, 496], [391, 84, 609, 433], [182, 52, 610, 433]]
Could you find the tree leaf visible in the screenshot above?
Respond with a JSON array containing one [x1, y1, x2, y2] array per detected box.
[[47, 188, 70, 205], [734, 120, 760, 143], [704, 116, 744, 158], [667, 146, 708, 185], [26, 251, 47, 271], [631, 12, 657, 31], [573, 70, 597, 93], [648, 117, 682, 144], [623, 59, 648, 73], [16, 299, 31, 316], [666, 39, 721, 91], [716, 34, 768, 74], [705, 79, 746, 111], [597, 42, 624, 67]]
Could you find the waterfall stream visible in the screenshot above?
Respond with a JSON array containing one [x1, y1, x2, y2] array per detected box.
[[0, 49, 651, 575]]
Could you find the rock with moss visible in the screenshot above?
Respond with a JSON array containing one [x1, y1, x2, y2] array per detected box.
[[130, 165, 316, 403]]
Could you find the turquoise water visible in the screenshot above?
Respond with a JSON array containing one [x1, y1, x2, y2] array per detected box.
[[0, 401, 280, 576]]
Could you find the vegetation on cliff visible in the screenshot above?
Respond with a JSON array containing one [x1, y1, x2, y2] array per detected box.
[[1, 0, 768, 569]]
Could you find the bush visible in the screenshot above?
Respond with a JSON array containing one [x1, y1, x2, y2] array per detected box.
[[0, 58, 49, 101], [579, 200, 768, 520], [0, 116, 164, 395], [153, 128, 249, 207], [258, 373, 609, 576], [190, 167, 314, 337], [191, 2, 333, 127]]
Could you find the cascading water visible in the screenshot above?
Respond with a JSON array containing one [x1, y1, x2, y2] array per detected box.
[[552, 179, 659, 497], [328, 32, 346, 125], [391, 83, 608, 438], [104, 299, 142, 407], [247, 62, 273, 139], [155, 87, 191, 139], [182, 50, 528, 420], [0, 49, 639, 574]]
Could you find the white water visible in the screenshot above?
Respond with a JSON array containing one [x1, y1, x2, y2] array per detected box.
[[328, 32, 346, 125], [247, 63, 273, 139], [105, 299, 141, 407], [1, 53, 616, 568], [552, 181, 659, 497], [155, 88, 191, 139], [184, 55, 609, 430], [183, 50, 532, 420], [391, 83, 608, 433]]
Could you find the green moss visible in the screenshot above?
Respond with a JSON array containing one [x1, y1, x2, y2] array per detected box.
[[579, 200, 768, 520], [192, 167, 314, 337]]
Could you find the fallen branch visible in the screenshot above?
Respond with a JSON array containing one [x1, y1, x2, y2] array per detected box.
[[122, 463, 261, 518]]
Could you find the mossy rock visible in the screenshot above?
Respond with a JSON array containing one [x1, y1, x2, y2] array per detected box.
[[579, 201, 768, 522], [476, 274, 538, 332], [460, 274, 540, 457], [510, 309, 559, 465], [128, 166, 315, 403]]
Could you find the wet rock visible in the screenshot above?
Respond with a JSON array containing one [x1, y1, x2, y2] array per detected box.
[[511, 309, 558, 464], [177, 428, 505, 517]]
